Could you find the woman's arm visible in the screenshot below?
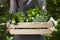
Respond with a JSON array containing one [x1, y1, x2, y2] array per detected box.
[[9, 0, 17, 13]]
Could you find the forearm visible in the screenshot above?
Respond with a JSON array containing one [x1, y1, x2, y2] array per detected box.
[[9, 0, 17, 13]]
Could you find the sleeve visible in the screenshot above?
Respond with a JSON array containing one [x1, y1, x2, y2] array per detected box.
[[9, 0, 17, 14], [37, 0, 47, 13], [41, 0, 47, 12]]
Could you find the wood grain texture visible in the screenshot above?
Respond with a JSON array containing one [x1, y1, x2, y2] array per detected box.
[[9, 29, 52, 35], [9, 22, 53, 35], [10, 22, 53, 28]]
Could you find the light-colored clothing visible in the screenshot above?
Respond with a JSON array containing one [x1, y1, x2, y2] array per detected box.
[[9, 0, 47, 13]]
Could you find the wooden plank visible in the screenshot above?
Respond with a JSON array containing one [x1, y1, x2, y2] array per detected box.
[[9, 29, 52, 35], [10, 22, 53, 28]]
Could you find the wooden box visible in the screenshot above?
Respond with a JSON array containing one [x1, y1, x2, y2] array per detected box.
[[8, 21, 53, 35]]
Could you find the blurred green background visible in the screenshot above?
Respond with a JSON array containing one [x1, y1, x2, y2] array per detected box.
[[0, 0, 60, 40]]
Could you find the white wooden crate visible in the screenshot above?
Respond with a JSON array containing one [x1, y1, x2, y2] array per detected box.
[[8, 22, 53, 35]]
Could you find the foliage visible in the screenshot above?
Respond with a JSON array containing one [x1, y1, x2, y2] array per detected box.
[[46, 0, 60, 20], [0, 0, 8, 16], [0, 0, 60, 40], [10, 12, 25, 24], [45, 19, 60, 40], [26, 6, 48, 22], [9, 6, 48, 24], [52, 20, 60, 40], [0, 25, 7, 40], [45, 0, 60, 40]]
